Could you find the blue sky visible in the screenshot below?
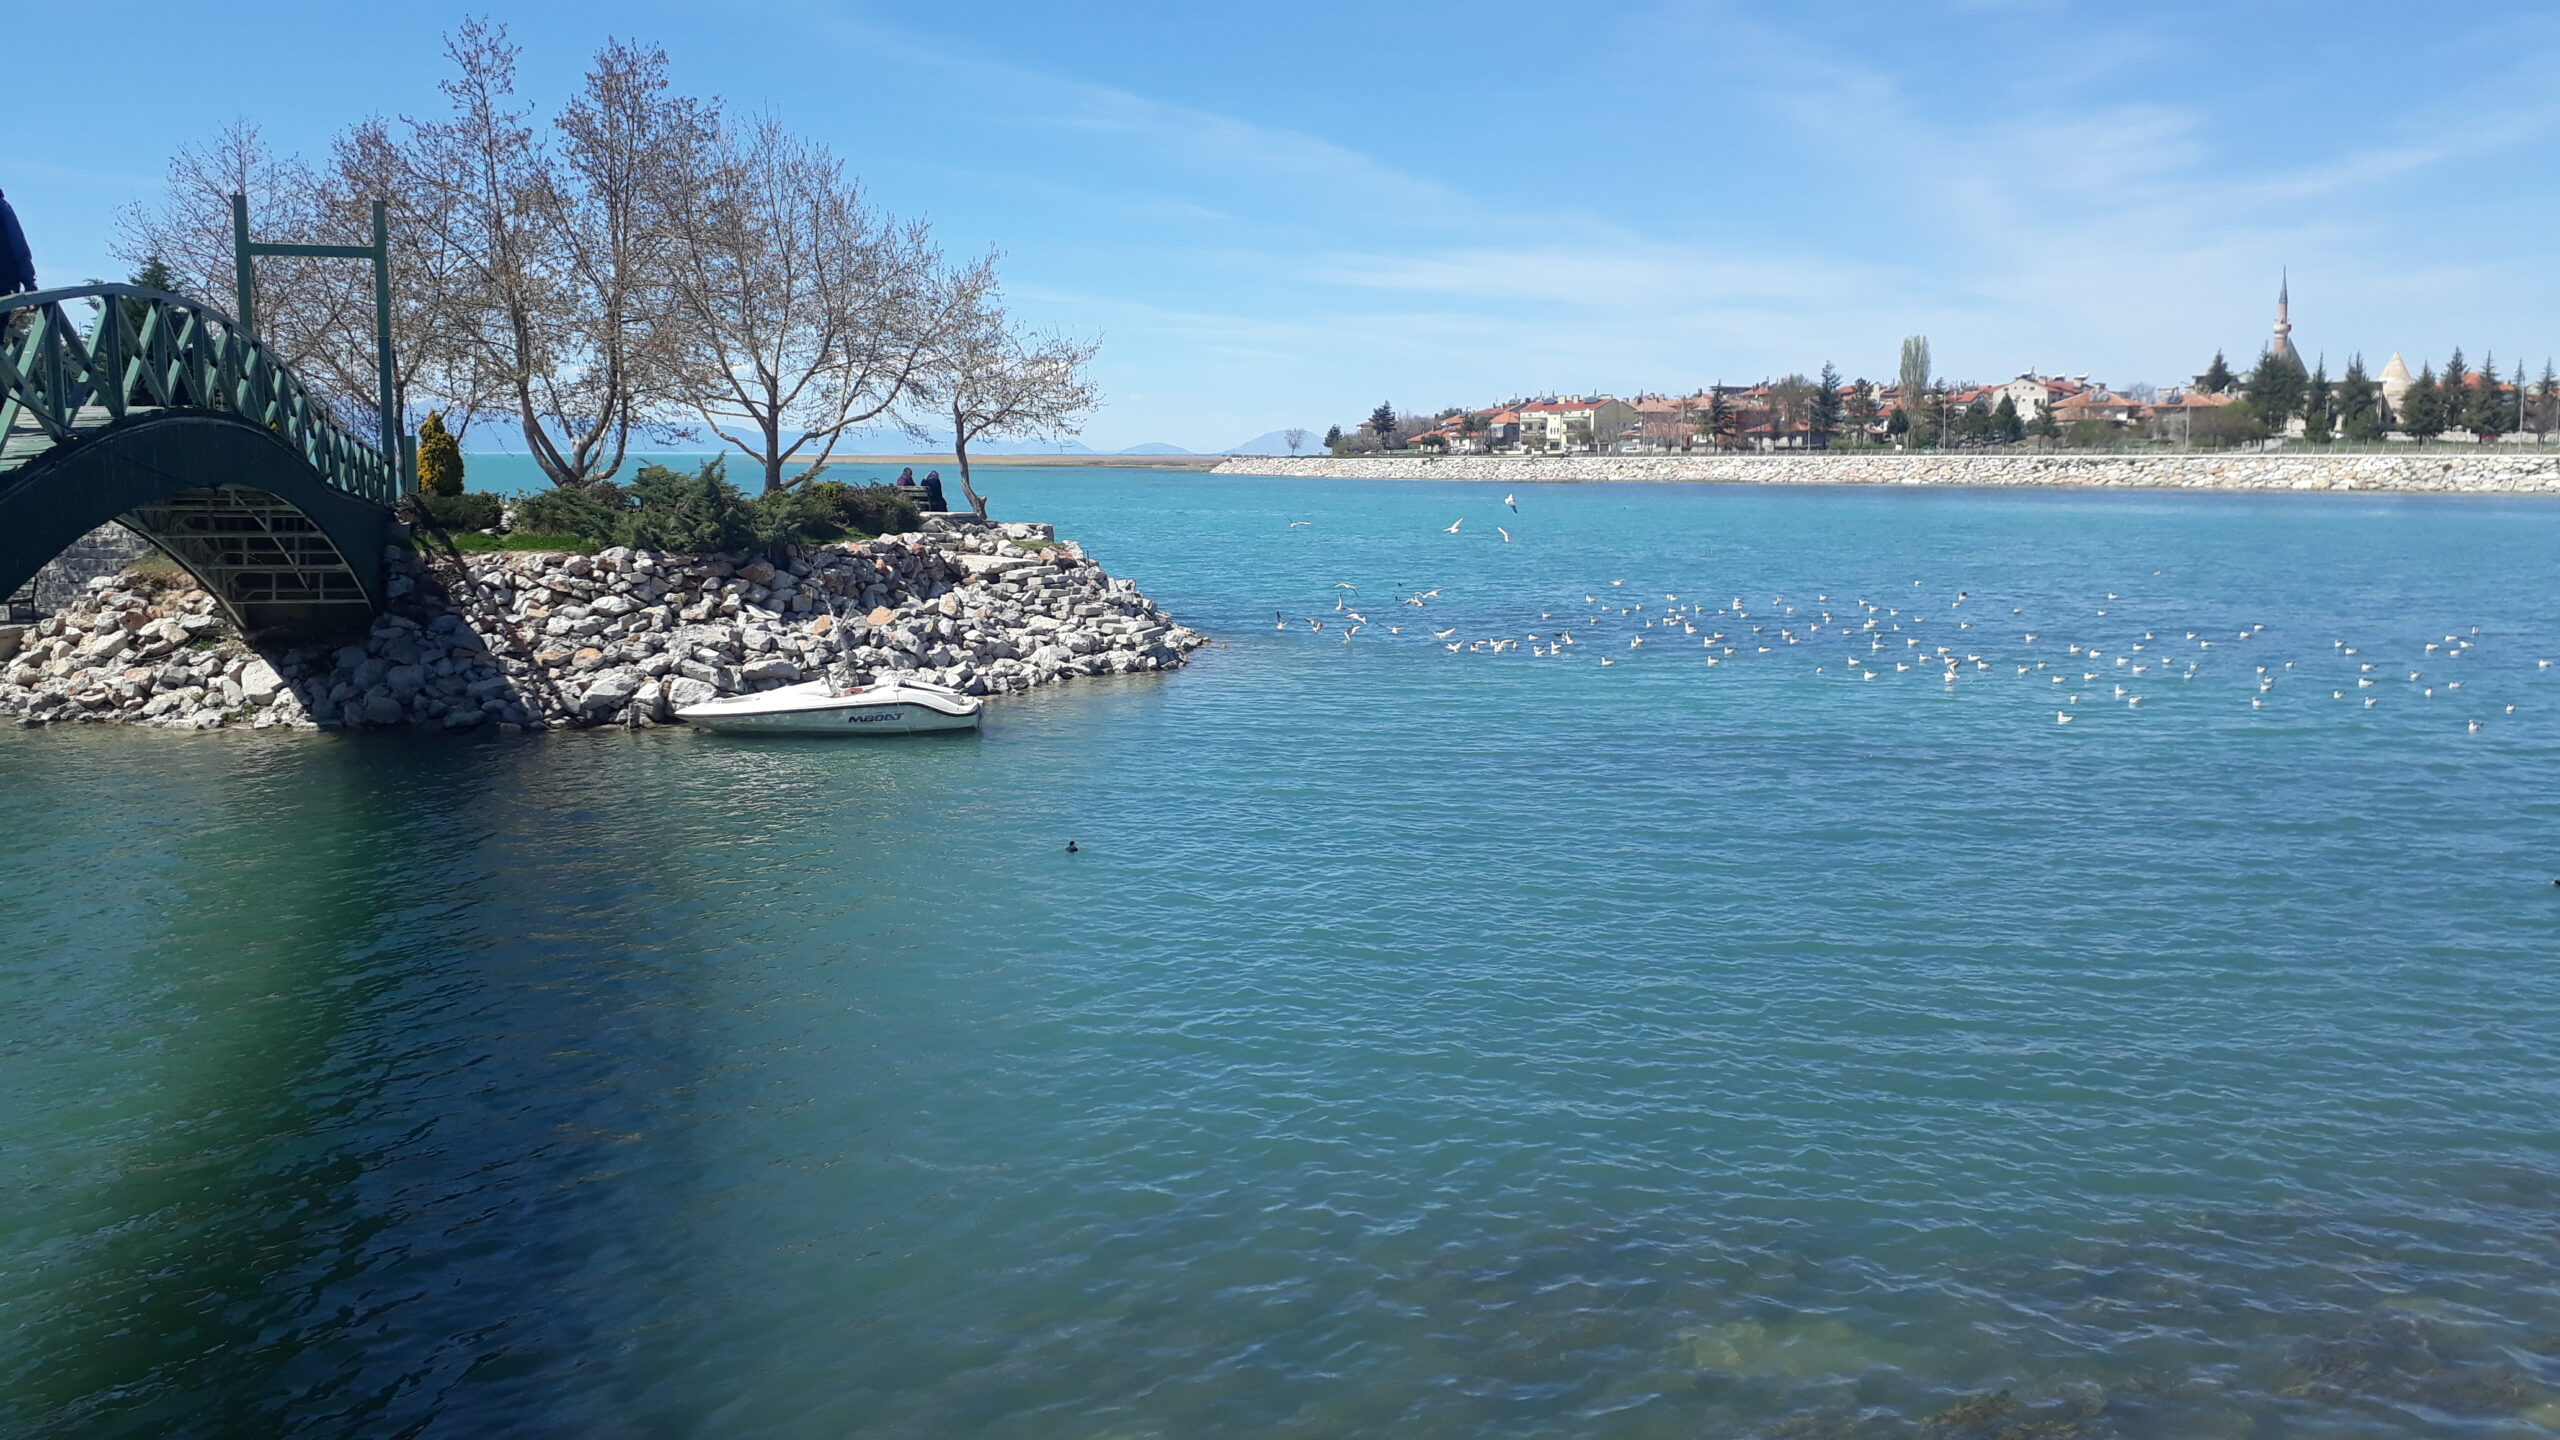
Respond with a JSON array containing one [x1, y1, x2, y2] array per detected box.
[[15, 1, 2560, 451]]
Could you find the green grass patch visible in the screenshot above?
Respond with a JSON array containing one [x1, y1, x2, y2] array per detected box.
[[450, 531, 606, 554]]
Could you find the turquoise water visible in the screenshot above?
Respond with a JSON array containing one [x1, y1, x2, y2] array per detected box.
[[6, 468, 2560, 1438], [458, 451, 914, 494]]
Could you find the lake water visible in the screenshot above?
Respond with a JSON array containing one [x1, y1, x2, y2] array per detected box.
[[6, 468, 2559, 1438]]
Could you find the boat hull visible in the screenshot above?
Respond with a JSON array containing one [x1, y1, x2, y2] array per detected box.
[[675, 681, 982, 736]]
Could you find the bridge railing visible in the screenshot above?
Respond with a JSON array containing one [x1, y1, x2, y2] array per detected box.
[[0, 284, 406, 506]]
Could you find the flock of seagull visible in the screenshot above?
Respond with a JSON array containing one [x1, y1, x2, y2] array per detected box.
[[1272, 502, 2553, 733]]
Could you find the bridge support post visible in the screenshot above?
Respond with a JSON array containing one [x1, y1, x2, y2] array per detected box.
[[231, 192, 410, 489]]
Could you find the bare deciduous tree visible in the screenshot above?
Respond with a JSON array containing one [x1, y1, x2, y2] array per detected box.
[[540, 34, 714, 483], [919, 282, 1100, 517], [664, 119, 949, 493], [113, 120, 379, 430], [326, 118, 507, 440], [1283, 427, 1310, 455], [116, 22, 1090, 502], [392, 22, 708, 487]]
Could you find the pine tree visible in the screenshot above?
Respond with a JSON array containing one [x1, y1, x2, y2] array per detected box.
[[1323, 423, 1343, 453], [1707, 388, 1737, 449], [1368, 401, 1398, 449], [118, 259, 183, 334], [416, 410, 466, 496], [2195, 350, 2236, 394], [2335, 354, 2381, 441], [2400, 365, 2445, 440], [1842, 380, 1879, 442], [2466, 353, 2506, 436], [1954, 397, 1988, 444], [1992, 393, 2024, 444], [2244, 349, 2306, 424], [1910, 382, 1943, 450], [2301, 359, 2333, 444], [2535, 361, 2559, 438], [129, 257, 179, 296], [1810, 362, 1844, 446]]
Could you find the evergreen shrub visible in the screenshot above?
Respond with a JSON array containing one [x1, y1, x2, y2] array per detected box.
[[418, 491, 502, 532], [804, 480, 921, 537], [621, 461, 753, 553], [417, 411, 466, 497], [513, 485, 625, 543]]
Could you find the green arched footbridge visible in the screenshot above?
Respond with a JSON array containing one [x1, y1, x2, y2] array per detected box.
[[2, 285, 410, 635]]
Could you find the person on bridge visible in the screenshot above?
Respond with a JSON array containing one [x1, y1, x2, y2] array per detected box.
[[0, 189, 35, 296]]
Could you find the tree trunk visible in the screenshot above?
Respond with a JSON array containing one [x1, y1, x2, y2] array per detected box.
[[953, 406, 988, 517], [955, 438, 988, 517]]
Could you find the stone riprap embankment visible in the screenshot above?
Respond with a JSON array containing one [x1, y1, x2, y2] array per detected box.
[[1216, 451, 2560, 493], [0, 518, 1205, 732]]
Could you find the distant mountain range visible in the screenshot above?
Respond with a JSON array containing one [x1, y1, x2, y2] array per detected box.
[[467, 425, 1324, 460], [825, 425, 1330, 457], [1219, 429, 1325, 457], [977, 432, 1330, 457]]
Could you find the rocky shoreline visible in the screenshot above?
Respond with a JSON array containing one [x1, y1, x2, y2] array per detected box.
[[1215, 451, 2560, 493], [0, 517, 1206, 732]]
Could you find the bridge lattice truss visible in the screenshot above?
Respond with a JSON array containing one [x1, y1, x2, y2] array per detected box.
[[1, 284, 400, 504]]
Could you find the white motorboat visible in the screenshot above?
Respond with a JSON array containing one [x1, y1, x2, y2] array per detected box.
[[674, 677, 982, 735]]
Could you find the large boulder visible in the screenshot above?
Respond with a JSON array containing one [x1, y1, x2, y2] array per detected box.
[[235, 659, 284, 706], [578, 669, 642, 715]]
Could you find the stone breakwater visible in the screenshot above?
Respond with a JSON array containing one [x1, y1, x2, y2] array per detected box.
[[1215, 451, 2560, 493], [0, 518, 1206, 732]]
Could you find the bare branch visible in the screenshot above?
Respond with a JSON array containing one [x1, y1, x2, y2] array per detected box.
[[912, 273, 1100, 517]]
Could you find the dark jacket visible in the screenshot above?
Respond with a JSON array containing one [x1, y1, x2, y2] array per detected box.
[[0, 191, 34, 296]]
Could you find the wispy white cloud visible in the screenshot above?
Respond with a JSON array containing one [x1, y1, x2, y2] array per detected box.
[[753, 0, 2560, 441]]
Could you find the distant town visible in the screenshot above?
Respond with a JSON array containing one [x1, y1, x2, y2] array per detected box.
[[1317, 285, 2560, 456]]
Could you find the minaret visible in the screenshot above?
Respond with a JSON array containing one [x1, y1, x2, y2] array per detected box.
[[2271, 271, 2294, 360]]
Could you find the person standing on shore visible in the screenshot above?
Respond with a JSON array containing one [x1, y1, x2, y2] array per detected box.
[[0, 189, 36, 297]]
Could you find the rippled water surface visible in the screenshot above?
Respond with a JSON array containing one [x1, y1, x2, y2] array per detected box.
[[6, 469, 2560, 1438]]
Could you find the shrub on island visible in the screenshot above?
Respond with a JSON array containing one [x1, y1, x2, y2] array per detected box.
[[510, 484, 626, 544], [495, 461, 921, 556], [415, 491, 504, 533], [799, 479, 922, 538]]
